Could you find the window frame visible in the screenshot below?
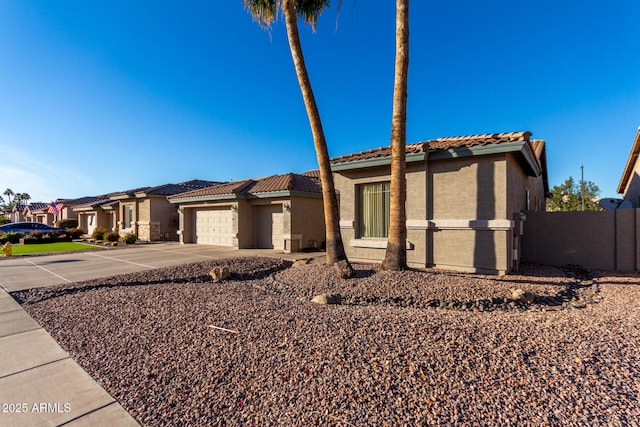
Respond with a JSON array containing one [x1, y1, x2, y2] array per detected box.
[[357, 181, 391, 239]]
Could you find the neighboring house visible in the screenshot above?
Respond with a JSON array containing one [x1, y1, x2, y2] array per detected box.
[[168, 173, 325, 252], [73, 199, 119, 236], [110, 180, 219, 241], [617, 126, 640, 207], [9, 202, 28, 223], [331, 131, 549, 275], [63, 195, 112, 233], [22, 202, 52, 224]]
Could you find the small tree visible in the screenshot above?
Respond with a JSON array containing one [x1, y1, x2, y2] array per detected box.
[[546, 177, 603, 212]]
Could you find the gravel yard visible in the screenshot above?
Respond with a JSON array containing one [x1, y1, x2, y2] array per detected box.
[[16, 257, 640, 426]]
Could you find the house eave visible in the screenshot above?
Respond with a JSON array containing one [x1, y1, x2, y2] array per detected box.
[[429, 141, 541, 175], [249, 190, 323, 199], [169, 190, 322, 204], [169, 194, 242, 204], [331, 141, 541, 177], [617, 127, 640, 194], [331, 152, 427, 171], [73, 206, 99, 212]]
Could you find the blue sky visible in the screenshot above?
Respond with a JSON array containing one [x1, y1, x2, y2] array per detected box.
[[1, 1, 639, 203]]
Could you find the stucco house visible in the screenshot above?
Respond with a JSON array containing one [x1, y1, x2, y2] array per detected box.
[[74, 198, 119, 236], [331, 131, 549, 275], [22, 203, 52, 224], [168, 173, 325, 252], [617, 126, 640, 207], [9, 202, 28, 223], [110, 180, 219, 241]]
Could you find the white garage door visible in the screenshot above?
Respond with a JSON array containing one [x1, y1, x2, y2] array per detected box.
[[256, 205, 283, 250], [193, 208, 233, 246]]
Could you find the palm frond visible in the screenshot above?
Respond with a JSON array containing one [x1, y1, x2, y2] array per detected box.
[[244, 0, 340, 32], [243, 0, 278, 28]]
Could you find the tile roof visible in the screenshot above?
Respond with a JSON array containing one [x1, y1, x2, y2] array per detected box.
[[300, 169, 320, 178], [109, 187, 152, 199], [249, 173, 322, 194], [63, 195, 111, 206], [72, 199, 119, 210], [169, 180, 255, 200], [331, 131, 533, 164], [169, 174, 322, 201], [25, 202, 48, 211], [140, 180, 222, 196]]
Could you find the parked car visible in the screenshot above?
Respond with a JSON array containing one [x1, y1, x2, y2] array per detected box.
[[0, 222, 66, 234]]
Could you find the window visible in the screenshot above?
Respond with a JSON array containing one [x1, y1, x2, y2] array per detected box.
[[124, 205, 134, 228], [358, 182, 390, 238]]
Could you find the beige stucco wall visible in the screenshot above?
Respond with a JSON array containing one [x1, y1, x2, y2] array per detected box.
[[333, 153, 540, 274], [77, 210, 111, 235], [290, 196, 325, 250], [146, 198, 179, 241], [428, 229, 509, 274], [334, 162, 428, 267], [427, 155, 511, 274], [428, 155, 506, 220], [118, 200, 138, 237]]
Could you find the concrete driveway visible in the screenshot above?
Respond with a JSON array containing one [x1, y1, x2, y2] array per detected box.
[[0, 243, 320, 292]]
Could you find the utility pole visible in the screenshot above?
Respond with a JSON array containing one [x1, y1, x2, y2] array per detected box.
[[581, 165, 585, 212]]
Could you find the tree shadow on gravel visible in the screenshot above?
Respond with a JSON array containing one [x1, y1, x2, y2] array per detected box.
[[11, 257, 293, 306]]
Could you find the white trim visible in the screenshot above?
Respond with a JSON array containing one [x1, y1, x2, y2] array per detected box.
[[339, 220, 355, 228], [432, 219, 513, 230], [405, 219, 513, 230], [406, 219, 431, 229]]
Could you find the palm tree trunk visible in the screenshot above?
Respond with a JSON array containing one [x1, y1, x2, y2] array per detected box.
[[381, 0, 409, 271], [282, 0, 351, 272]]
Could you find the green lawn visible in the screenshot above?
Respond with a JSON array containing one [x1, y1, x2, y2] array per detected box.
[[8, 242, 104, 255]]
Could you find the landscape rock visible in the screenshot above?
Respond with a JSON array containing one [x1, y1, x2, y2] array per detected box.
[[209, 266, 231, 282], [292, 259, 310, 268], [511, 288, 535, 304], [311, 293, 342, 305]]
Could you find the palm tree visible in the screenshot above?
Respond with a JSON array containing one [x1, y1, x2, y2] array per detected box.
[[244, 0, 352, 276], [381, 0, 409, 271]]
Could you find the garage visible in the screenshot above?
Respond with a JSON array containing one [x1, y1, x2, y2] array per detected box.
[[193, 208, 233, 246], [256, 204, 283, 249]]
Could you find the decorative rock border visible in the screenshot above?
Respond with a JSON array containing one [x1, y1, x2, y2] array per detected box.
[[262, 263, 601, 313]]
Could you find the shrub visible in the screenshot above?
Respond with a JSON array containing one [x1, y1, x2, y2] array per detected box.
[[91, 228, 108, 240], [104, 231, 120, 242], [66, 228, 85, 239], [0, 218, 11, 225], [121, 233, 137, 244], [0, 232, 24, 244], [56, 218, 78, 229], [26, 231, 43, 241]]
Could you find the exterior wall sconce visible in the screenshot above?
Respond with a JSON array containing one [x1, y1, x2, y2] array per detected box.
[[230, 205, 238, 212], [283, 203, 291, 212]]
